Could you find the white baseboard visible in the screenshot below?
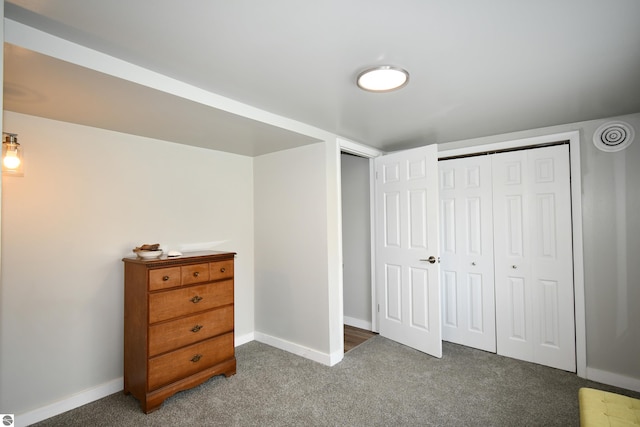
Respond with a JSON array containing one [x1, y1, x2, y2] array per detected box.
[[15, 332, 347, 426], [235, 331, 255, 347], [586, 367, 640, 393], [254, 331, 342, 366], [344, 316, 372, 331], [15, 335, 257, 427], [15, 377, 123, 427]]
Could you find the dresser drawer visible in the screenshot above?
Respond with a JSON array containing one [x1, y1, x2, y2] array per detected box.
[[148, 332, 234, 391], [148, 267, 181, 291], [148, 280, 234, 324], [181, 263, 210, 285], [148, 305, 234, 357], [210, 260, 234, 282]]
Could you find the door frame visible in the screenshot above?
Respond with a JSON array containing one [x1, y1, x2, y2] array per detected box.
[[338, 138, 383, 339]]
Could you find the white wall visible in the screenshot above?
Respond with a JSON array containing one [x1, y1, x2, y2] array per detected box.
[[438, 112, 640, 390], [0, 111, 255, 416], [254, 141, 343, 365], [340, 153, 371, 329]]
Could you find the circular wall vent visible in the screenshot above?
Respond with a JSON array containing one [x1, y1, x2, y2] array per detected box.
[[593, 121, 635, 152]]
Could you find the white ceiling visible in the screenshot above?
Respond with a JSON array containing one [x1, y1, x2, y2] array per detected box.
[[4, 0, 640, 155]]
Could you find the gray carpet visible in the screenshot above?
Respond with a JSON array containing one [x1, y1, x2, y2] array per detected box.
[[33, 337, 640, 426]]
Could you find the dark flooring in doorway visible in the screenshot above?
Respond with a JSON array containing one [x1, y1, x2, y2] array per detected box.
[[344, 325, 377, 352]]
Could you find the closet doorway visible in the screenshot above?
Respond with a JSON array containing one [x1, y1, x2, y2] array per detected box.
[[369, 131, 586, 375], [439, 143, 576, 372]]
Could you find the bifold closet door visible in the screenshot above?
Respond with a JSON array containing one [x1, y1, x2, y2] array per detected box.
[[492, 145, 575, 372], [439, 156, 496, 353]]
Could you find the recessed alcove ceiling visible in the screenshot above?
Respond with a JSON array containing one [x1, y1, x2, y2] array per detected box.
[[3, 44, 321, 156], [3, 0, 640, 155]]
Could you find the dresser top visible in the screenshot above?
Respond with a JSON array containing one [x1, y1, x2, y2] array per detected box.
[[123, 250, 236, 266]]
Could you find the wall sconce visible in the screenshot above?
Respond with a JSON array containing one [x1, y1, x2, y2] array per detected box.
[[2, 132, 24, 176]]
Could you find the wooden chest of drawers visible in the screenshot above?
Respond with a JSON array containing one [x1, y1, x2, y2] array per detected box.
[[123, 251, 236, 413]]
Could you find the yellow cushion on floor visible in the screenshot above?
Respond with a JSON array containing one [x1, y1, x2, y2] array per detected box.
[[579, 387, 640, 426]]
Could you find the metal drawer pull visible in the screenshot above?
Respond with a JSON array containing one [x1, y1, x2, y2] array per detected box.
[[220, 267, 226, 273], [191, 325, 203, 333], [193, 271, 200, 277], [190, 295, 203, 303], [191, 354, 202, 363], [163, 275, 170, 281]]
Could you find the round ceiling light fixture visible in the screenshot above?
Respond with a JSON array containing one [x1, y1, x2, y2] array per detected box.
[[357, 66, 409, 92]]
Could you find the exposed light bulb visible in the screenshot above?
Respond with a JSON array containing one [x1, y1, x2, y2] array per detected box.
[[2, 133, 23, 176], [3, 150, 21, 169]]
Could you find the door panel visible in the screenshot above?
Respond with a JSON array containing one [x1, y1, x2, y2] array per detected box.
[[468, 273, 484, 332], [443, 271, 457, 327], [375, 144, 441, 357], [507, 276, 528, 342], [506, 195, 525, 257], [385, 264, 402, 322], [467, 197, 482, 254], [438, 156, 496, 352], [409, 189, 428, 249], [384, 192, 401, 248], [441, 199, 456, 252], [410, 267, 430, 330], [540, 279, 560, 347]]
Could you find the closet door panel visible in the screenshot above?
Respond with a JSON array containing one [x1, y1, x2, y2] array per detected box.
[[439, 156, 495, 352], [505, 195, 525, 257], [507, 276, 527, 340], [493, 152, 534, 361], [493, 145, 575, 372], [529, 146, 575, 371], [443, 270, 458, 328], [467, 273, 484, 332]]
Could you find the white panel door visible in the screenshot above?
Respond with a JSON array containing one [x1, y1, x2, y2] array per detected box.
[[492, 145, 575, 371], [375, 144, 441, 357], [439, 156, 496, 352]]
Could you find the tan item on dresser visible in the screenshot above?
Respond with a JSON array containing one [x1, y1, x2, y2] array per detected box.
[[122, 251, 236, 413]]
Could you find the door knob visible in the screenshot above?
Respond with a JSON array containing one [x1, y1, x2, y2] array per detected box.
[[420, 256, 438, 264]]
